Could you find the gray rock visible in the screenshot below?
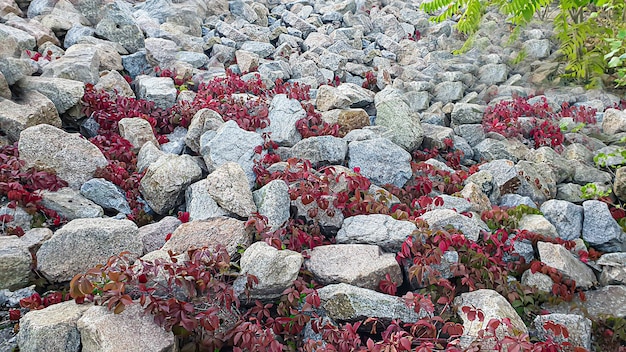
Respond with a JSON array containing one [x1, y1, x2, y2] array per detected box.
[[473, 139, 518, 162], [454, 289, 527, 348], [261, 94, 305, 147], [597, 252, 626, 285], [318, 283, 425, 322], [0, 89, 62, 142], [135, 76, 177, 110], [0, 285, 37, 308], [433, 81, 464, 104], [348, 138, 412, 188], [374, 87, 424, 151], [454, 123, 485, 147], [305, 244, 402, 290], [288, 136, 347, 165], [451, 103, 485, 125], [545, 285, 626, 320], [315, 85, 352, 112], [526, 147, 574, 183], [121, 50, 151, 79], [420, 209, 485, 242], [40, 187, 103, 220], [175, 51, 209, 69], [523, 39, 551, 59], [185, 179, 228, 222], [253, 179, 290, 230], [138, 216, 181, 254], [582, 200, 626, 252], [161, 217, 250, 257], [556, 183, 585, 203], [17, 301, 91, 352], [139, 154, 203, 215], [233, 242, 303, 300], [540, 200, 583, 240], [118, 117, 158, 153], [240, 41, 274, 58], [37, 218, 142, 282], [533, 314, 591, 350], [16, 76, 84, 114], [95, 0, 144, 53], [336, 214, 416, 253], [537, 241, 597, 289], [77, 304, 176, 352], [185, 108, 224, 153], [478, 64, 508, 85], [521, 270, 553, 293], [432, 195, 473, 213], [41, 44, 100, 84], [18, 124, 107, 189], [0, 236, 31, 290], [205, 162, 257, 217], [518, 214, 559, 239], [136, 141, 165, 173], [64, 24, 95, 48], [201, 120, 264, 187], [93, 69, 134, 98], [0, 57, 37, 86]]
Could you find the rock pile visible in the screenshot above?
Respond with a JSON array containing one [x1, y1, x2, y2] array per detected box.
[[0, 0, 625, 350]]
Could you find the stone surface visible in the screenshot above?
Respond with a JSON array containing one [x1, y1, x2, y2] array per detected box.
[[233, 241, 303, 300], [184, 179, 228, 222], [135, 76, 177, 109], [0, 236, 31, 290], [139, 154, 203, 215], [533, 314, 591, 350], [582, 200, 626, 252], [287, 135, 347, 165], [118, 118, 158, 153], [0, 90, 61, 142], [138, 216, 181, 254], [517, 214, 558, 239], [41, 44, 101, 84], [537, 241, 597, 289], [94, 0, 144, 53], [16, 76, 84, 114], [374, 87, 423, 151], [305, 244, 402, 290], [80, 178, 132, 215], [252, 179, 290, 230], [77, 304, 176, 352], [18, 124, 107, 189], [420, 209, 484, 242], [204, 162, 257, 217], [40, 187, 104, 220], [262, 94, 305, 147], [335, 214, 416, 253], [597, 252, 626, 285], [37, 218, 142, 283], [348, 138, 412, 188], [17, 301, 91, 352], [546, 285, 626, 320], [161, 217, 250, 257], [540, 199, 583, 240]]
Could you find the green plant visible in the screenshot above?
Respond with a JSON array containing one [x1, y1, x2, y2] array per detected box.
[[605, 29, 626, 86], [580, 182, 612, 199]]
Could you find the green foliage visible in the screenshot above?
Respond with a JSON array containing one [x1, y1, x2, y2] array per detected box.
[[580, 182, 612, 199], [420, 0, 626, 88]]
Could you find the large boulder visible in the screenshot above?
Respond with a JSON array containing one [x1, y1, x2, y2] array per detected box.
[[336, 214, 416, 253], [36, 218, 142, 282], [348, 138, 412, 188], [18, 124, 107, 189], [0, 90, 62, 142], [374, 87, 423, 151], [16, 76, 84, 114], [161, 217, 250, 257], [204, 162, 257, 217]]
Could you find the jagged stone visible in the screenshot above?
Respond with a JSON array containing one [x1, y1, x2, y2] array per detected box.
[[336, 214, 416, 253], [161, 217, 250, 257]]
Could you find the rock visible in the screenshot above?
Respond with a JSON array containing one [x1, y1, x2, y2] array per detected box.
[[317, 283, 425, 322], [0, 204, 32, 232], [315, 85, 351, 112], [281, 10, 317, 38], [0, 57, 37, 86], [18, 124, 107, 189], [545, 285, 626, 320], [233, 242, 303, 300], [597, 252, 626, 285], [252, 179, 290, 231], [0, 71, 10, 99], [460, 182, 492, 213], [348, 138, 412, 188], [135, 76, 177, 110], [94, 0, 144, 53], [523, 39, 551, 59], [602, 108, 626, 135], [533, 314, 591, 350], [335, 214, 416, 253], [473, 139, 518, 162], [374, 87, 424, 151], [540, 200, 583, 240], [41, 44, 101, 84], [40, 187, 104, 220], [139, 154, 203, 215], [0, 90, 61, 142], [77, 304, 176, 352], [17, 301, 91, 352], [201, 120, 264, 187], [234, 50, 259, 72], [525, 147, 573, 184], [185, 179, 227, 222], [451, 103, 485, 125], [433, 81, 464, 104], [305, 244, 402, 290], [0, 285, 36, 308], [80, 178, 132, 215], [420, 209, 484, 242], [521, 270, 553, 293], [322, 108, 370, 136], [292, 193, 344, 228], [185, 108, 224, 153], [262, 94, 306, 147], [16, 76, 84, 114], [614, 166, 626, 202], [118, 118, 158, 153], [93, 70, 134, 97], [518, 214, 558, 239], [205, 162, 257, 217], [537, 241, 597, 289], [582, 200, 626, 252], [37, 218, 142, 282], [0, 236, 31, 290], [240, 41, 274, 58], [161, 217, 250, 257], [478, 63, 508, 85], [138, 216, 181, 254], [454, 289, 527, 348], [136, 141, 165, 173], [288, 136, 347, 165]]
